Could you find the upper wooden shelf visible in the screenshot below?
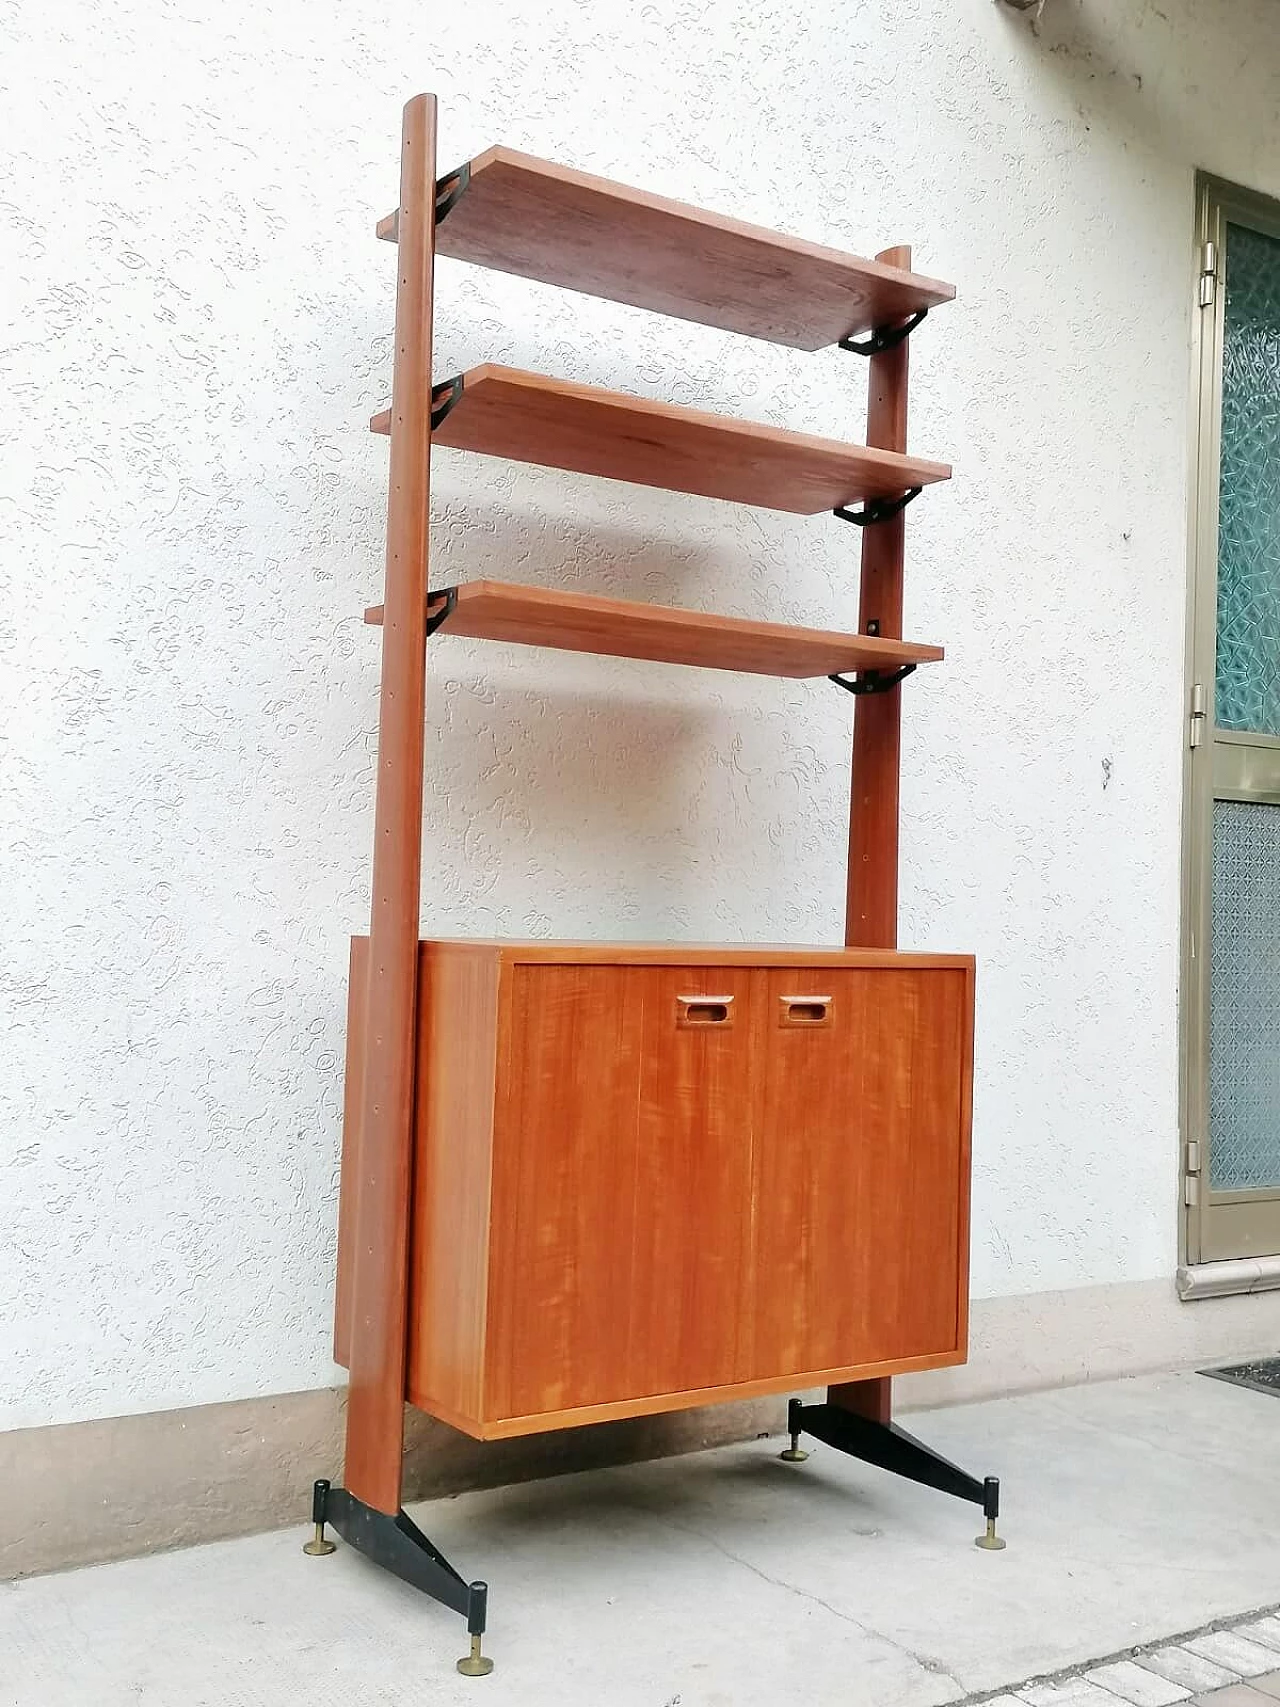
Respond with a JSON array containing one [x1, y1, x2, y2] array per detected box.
[[369, 365, 950, 515], [378, 148, 954, 350], [363, 579, 943, 680]]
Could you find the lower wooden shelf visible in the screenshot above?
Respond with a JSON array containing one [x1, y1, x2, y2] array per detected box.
[[364, 578, 943, 679], [335, 938, 975, 1440]]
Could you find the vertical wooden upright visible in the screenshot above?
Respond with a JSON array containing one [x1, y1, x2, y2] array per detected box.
[[344, 94, 438, 1515], [830, 243, 913, 1430]]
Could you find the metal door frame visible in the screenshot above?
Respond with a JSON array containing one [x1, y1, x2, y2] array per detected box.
[[1181, 172, 1280, 1270]]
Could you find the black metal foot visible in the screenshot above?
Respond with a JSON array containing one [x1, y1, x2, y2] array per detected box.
[[307, 1479, 494, 1670], [785, 1402, 1004, 1548], [457, 1631, 495, 1677]]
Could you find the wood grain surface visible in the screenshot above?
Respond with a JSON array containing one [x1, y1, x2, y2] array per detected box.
[[834, 243, 921, 1428], [844, 243, 915, 953], [405, 944, 502, 1425], [342, 93, 437, 1515], [332, 936, 367, 1371], [399, 942, 974, 1438], [746, 966, 970, 1378], [412, 1346, 964, 1442], [363, 578, 942, 678], [405, 941, 973, 968], [370, 365, 950, 515], [391, 146, 953, 350], [483, 963, 757, 1418]]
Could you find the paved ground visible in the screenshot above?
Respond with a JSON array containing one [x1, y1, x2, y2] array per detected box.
[[983, 1611, 1280, 1705], [4, 1370, 1280, 1706]]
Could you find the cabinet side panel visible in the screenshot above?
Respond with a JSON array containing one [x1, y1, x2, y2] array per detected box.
[[406, 944, 501, 1428], [953, 962, 976, 1356], [333, 936, 369, 1369], [897, 967, 968, 1351], [747, 966, 968, 1377]]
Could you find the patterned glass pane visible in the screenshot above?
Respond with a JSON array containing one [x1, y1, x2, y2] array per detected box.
[[1209, 799, 1280, 1190], [1216, 222, 1280, 736]]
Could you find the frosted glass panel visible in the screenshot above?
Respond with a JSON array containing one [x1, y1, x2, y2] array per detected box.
[[1209, 799, 1280, 1190], [1216, 222, 1280, 736]]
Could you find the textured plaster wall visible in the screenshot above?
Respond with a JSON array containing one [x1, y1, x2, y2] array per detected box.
[[4, 0, 1280, 1432]]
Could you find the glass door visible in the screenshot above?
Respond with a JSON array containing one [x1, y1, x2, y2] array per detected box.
[[1184, 179, 1280, 1263]]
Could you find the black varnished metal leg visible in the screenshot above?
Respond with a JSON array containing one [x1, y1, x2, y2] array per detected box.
[[778, 1396, 810, 1462], [304, 1480, 495, 1673], [302, 1478, 337, 1555], [974, 1475, 1005, 1551], [782, 1401, 1005, 1549], [457, 1582, 494, 1677]]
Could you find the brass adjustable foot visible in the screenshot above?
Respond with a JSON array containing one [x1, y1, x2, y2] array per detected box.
[[457, 1633, 494, 1677], [974, 1477, 1005, 1550], [779, 1397, 809, 1461], [303, 1478, 337, 1556]]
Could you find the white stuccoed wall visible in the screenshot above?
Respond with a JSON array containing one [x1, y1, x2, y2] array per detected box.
[[4, 0, 1280, 1432]]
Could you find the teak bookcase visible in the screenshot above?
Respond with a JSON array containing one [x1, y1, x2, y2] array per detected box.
[[308, 94, 1001, 1676]]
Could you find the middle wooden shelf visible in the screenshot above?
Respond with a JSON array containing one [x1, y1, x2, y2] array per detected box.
[[363, 578, 943, 679], [370, 364, 951, 515]]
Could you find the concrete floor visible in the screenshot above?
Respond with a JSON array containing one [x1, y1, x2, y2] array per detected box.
[[5, 1371, 1280, 1707]]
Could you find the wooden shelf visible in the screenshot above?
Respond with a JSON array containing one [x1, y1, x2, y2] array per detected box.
[[370, 365, 950, 516], [378, 147, 954, 350], [362, 579, 943, 680]]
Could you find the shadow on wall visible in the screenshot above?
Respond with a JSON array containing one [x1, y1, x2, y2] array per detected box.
[[339, 489, 851, 942], [993, 0, 1280, 189], [417, 467, 819, 621], [416, 662, 847, 942], [422, 674, 722, 929]]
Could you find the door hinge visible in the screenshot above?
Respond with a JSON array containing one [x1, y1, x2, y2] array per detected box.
[[1184, 1138, 1202, 1206], [1189, 682, 1208, 747], [1199, 240, 1218, 310]]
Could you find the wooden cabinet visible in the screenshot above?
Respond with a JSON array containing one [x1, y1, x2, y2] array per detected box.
[[338, 939, 974, 1440]]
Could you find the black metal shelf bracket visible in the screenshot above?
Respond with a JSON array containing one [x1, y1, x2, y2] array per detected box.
[[834, 486, 921, 529], [435, 161, 471, 225], [430, 375, 465, 432], [829, 662, 916, 697], [426, 586, 458, 637], [839, 307, 928, 357], [304, 1479, 495, 1674], [779, 1399, 1005, 1550]]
